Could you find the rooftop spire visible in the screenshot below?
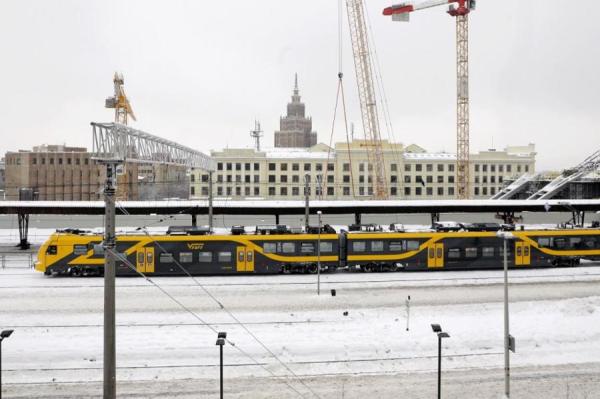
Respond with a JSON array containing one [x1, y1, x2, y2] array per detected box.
[[292, 73, 300, 103]]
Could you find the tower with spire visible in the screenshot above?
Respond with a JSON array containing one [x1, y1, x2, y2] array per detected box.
[[274, 74, 317, 148]]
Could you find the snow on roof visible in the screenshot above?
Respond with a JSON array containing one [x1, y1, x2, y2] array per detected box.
[[264, 148, 333, 160]]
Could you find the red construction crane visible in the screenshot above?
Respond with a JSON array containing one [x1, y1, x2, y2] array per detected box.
[[383, 0, 476, 199]]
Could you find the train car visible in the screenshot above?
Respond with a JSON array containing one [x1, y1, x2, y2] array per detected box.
[[34, 227, 340, 276], [35, 226, 600, 276], [344, 228, 600, 272]]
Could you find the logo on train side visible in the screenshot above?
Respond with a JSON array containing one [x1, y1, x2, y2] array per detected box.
[[187, 242, 204, 250]]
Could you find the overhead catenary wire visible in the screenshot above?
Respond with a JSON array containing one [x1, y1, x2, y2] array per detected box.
[[114, 202, 323, 399]]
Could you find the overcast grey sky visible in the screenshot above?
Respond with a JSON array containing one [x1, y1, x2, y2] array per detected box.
[[0, 0, 598, 170]]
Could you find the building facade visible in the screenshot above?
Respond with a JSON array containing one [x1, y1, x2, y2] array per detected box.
[[190, 141, 536, 200], [4, 145, 189, 201], [274, 74, 317, 148]]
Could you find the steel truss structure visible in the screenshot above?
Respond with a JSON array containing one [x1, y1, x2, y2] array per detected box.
[[91, 122, 216, 171]]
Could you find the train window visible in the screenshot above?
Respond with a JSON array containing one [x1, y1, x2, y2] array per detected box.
[[282, 242, 295, 253], [179, 252, 193, 263], [482, 247, 495, 257], [218, 252, 232, 262], [73, 245, 88, 255], [554, 238, 567, 249], [160, 253, 174, 263], [198, 252, 212, 262], [465, 248, 478, 258], [46, 245, 57, 255], [319, 242, 333, 253], [448, 249, 460, 259], [247, 251, 253, 262], [353, 241, 366, 252], [429, 248, 435, 259], [147, 252, 153, 264], [263, 243, 277, 253], [406, 241, 420, 251], [371, 241, 384, 252], [238, 251, 245, 262], [93, 244, 104, 255], [537, 237, 551, 248], [389, 241, 404, 251], [301, 243, 315, 253], [524, 246, 530, 256], [582, 237, 599, 249], [137, 252, 144, 264]]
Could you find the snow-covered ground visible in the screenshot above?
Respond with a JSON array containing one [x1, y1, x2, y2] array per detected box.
[[1, 259, 600, 398]]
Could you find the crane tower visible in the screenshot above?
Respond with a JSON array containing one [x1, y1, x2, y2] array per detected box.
[[383, 0, 476, 199], [346, 0, 388, 199], [105, 72, 136, 125]]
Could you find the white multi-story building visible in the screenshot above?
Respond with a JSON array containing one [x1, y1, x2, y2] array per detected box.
[[190, 141, 536, 200]]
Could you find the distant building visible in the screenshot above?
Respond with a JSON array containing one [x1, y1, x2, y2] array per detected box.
[[4, 144, 189, 201], [0, 157, 5, 199], [274, 74, 317, 148], [190, 141, 537, 200]]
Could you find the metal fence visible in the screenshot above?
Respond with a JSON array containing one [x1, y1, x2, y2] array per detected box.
[[0, 252, 35, 269]]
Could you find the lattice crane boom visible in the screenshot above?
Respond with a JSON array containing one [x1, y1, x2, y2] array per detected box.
[[346, 0, 388, 199], [384, 0, 475, 199]]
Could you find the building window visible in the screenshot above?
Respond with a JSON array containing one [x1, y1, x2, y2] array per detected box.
[[343, 175, 350, 183], [292, 163, 299, 171], [483, 164, 488, 172], [269, 163, 276, 171], [50, 158, 54, 165], [280, 175, 288, 183], [525, 165, 529, 172], [359, 175, 364, 183], [280, 187, 288, 196], [426, 164, 433, 172], [327, 187, 334, 196], [190, 187, 195, 195], [235, 187, 241, 196], [426, 176, 433, 183], [201, 187, 209, 196], [426, 187, 433, 196], [316, 163, 323, 172], [327, 175, 334, 183], [483, 187, 488, 196], [437, 187, 444, 196], [415, 187, 422, 196], [491, 187, 496, 195], [268, 187, 275, 196], [268, 175, 276, 183], [327, 163, 334, 171], [491, 165, 496, 172], [391, 175, 397, 183], [448, 164, 454, 172], [58, 158, 63, 165], [491, 176, 496, 184], [281, 163, 288, 171], [448, 187, 454, 196], [391, 187, 397, 196], [448, 176, 454, 183], [507, 164, 512, 173], [202, 174, 209, 182], [254, 187, 260, 195], [245, 163, 250, 171], [254, 175, 259, 183], [217, 175, 223, 183], [359, 163, 365, 172], [415, 164, 422, 172], [343, 187, 350, 196], [499, 165, 504, 173], [245, 187, 250, 196], [474, 187, 480, 196], [292, 175, 299, 183], [293, 187, 300, 196], [226, 175, 232, 183], [254, 163, 260, 170], [404, 175, 411, 183], [226, 163, 232, 171], [483, 176, 488, 183], [437, 164, 444, 172], [217, 162, 223, 170], [245, 175, 250, 183], [76, 158, 80, 165], [475, 164, 480, 172], [343, 163, 350, 172], [391, 163, 397, 172], [437, 176, 444, 183], [226, 187, 232, 195], [404, 187, 411, 196], [304, 163, 311, 171], [236, 163, 241, 171], [404, 164, 411, 172], [359, 187, 365, 196], [475, 176, 480, 184]]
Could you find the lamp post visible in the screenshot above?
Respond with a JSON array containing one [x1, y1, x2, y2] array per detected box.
[[317, 210, 322, 295], [1, 329, 15, 399], [496, 230, 515, 398], [431, 324, 450, 399], [216, 332, 226, 399]]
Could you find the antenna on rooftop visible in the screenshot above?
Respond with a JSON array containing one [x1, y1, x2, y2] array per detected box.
[[250, 120, 263, 151]]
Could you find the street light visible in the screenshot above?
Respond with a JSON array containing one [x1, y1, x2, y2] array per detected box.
[[496, 230, 515, 398], [317, 210, 322, 295], [1, 329, 14, 399], [216, 332, 226, 399], [431, 324, 450, 399]]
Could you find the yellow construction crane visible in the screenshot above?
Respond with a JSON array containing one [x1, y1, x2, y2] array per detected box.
[[346, 0, 388, 199], [105, 72, 136, 125]]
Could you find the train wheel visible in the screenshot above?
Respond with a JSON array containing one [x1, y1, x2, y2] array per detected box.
[[307, 264, 318, 274]]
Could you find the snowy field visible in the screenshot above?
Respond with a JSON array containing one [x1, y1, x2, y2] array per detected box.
[[1, 256, 600, 398]]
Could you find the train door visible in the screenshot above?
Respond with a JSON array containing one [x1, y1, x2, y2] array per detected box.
[[246, 249, 255, 272], [236, 246, 246, 272], [427, 243, 444, 268], [145, 247, 155, 273], [136, 247, 155, 273], [136, 249, 146, 273], [515, 242, 531, 266]]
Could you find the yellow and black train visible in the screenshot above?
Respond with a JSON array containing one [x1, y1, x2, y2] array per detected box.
[[35, 225, 600, 276]]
